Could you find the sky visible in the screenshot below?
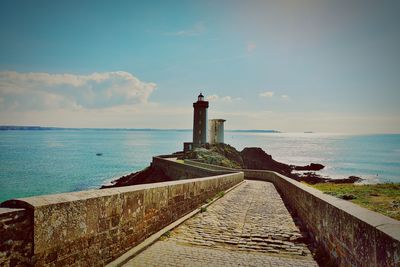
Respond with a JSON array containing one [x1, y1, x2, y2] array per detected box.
[[0, 0, 399, 133]]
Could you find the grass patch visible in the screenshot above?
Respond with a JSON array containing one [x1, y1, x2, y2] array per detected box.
[[175, 159, 184, 164], [200, 206, 207, 213], [159, 230, 171, 240], [309, 183, 400, 221], [217, 191, 225, 198]]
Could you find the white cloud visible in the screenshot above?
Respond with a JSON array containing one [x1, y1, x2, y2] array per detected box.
[[221, 96, 232, 102], [259, 91, 289, 101], [206, 94, 241, 102], [281, 94, 289, 100], [165, 22, 205, 37], [259, 91, 274, 98], [206, 94, 219, 101], [247, 42, 257, 52], [0, 71, 156, 110]]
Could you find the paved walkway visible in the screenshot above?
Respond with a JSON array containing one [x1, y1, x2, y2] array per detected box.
[[124, 180, 318, 266]]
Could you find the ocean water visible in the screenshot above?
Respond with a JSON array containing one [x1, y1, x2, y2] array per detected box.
[[0, 130, 399, 202]]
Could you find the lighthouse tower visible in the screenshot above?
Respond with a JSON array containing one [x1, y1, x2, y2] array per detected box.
[[193, 93, 209, 147]]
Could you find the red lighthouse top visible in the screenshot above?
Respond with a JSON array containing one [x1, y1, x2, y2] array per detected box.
[[193, 93, 208, 108], [198, 93, 204, 102]]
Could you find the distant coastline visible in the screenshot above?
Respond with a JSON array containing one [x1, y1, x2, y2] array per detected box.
[[226, 129, 281, 133], [0, 125, 281, 133]]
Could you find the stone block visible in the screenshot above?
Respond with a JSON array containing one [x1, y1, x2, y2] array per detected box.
[[144, 187, 168, 213], [121, 190, 144, 224], [85, 198, 100, 235]]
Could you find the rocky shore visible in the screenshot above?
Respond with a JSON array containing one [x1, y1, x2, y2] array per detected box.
[[102, 143, 362, 188], [185, 144, 362, 184]]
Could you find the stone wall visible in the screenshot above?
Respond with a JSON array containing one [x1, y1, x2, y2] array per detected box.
[[1, 172, 243, 266], [152, 156, 235, 179], [243, 170, 400, 267], [0, 208, 33, 266], [183, 159, 236, 171]]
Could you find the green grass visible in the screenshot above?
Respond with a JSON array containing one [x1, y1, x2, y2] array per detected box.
[[159, 230, 171, 240], [217, 191, 225, 198], [309, 183, 400, 221]]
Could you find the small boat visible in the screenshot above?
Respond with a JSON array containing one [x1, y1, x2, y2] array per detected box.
[[96, 153, 103, 156]]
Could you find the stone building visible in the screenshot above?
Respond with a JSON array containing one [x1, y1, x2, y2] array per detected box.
[[209, 119, 226, 144]]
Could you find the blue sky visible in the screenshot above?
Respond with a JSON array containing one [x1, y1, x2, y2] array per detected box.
[[0, 0, 399, 133]]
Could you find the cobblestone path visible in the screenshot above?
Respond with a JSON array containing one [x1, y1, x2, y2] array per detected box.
[[124, 180, 318, 266]]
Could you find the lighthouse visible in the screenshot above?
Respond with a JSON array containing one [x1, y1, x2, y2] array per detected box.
[[192, 93, 209, 146]]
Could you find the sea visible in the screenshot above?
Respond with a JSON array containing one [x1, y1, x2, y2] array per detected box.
[[0, 129, 399, 202]]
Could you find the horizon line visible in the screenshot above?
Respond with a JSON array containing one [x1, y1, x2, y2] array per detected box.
[[0, 125, 279, 132], [0, 125, 399, 135]]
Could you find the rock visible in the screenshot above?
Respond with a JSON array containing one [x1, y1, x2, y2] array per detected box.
[[240, 147, 292, 176], [186, 144, 243, 168], [339, 194, 357, 200], [291, 173, 364, 185], [293, 163, 325, 171], [330, 176, 363, 184], [207, 143, 244, 167], [101, 166, 172, 188], [187, 145, 360, 184], [391, 200, 400, 208], [292, 172, 330, 184]]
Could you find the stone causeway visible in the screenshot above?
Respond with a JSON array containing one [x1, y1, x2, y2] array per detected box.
[[125, 180, 318, 266]]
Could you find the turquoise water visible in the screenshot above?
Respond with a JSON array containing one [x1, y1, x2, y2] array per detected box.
[[0, 130, 399, 202], [227, 132, 400, 183]]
